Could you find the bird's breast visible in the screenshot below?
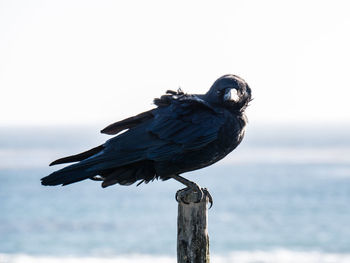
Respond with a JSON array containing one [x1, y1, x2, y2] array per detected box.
[[211, 113, 246, 160]]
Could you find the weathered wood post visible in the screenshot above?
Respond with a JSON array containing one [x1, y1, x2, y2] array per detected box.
[[177, 189, 210, 263]]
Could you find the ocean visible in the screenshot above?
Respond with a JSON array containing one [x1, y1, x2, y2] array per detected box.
[[0, 123, 349, 263]]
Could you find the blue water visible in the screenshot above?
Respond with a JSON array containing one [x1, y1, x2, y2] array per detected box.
[[0, 124, 350, 261]]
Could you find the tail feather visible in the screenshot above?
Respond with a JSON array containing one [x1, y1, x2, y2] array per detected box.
[[41, 167, 95, 186], [43, 145, 105, 186], [43, 156, 100, 186], [42, 160, 156, 187]]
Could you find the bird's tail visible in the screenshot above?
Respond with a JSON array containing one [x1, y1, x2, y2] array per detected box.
[[41, 166, 96, 186], [41, 145, 105, 186], [42, 143, 157, 187], [41, 160, 157, 187]]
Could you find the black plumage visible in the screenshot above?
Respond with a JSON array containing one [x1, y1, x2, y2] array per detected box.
[[41, 74, 252, 193]]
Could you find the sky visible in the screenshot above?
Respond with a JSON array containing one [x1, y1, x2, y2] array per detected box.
[[1, 0, 350, 126]]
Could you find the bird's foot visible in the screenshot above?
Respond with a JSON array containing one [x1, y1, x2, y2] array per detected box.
[[175, 183, 203, 204], [175, 184, 213, 208]]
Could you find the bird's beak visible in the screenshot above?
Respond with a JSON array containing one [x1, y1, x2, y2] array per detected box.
[[224, 89, 240, 102]]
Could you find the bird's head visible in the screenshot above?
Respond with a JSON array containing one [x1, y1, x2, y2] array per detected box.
[[204, 74, 252, 111]]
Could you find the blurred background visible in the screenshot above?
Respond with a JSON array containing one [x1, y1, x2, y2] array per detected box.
[[1, 0, 350, 262]]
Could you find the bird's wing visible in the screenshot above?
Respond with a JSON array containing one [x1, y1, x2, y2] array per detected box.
[[100, 110, 154, 135], [50, 145, 104, 166], [49, 95, 224, 174], [146, 95, 225, 161], [50, 109, 154, 165]]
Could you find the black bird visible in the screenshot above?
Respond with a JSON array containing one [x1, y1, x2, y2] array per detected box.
[[41, 74, 252, 204]]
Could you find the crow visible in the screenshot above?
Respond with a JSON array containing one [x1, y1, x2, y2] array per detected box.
[[41, 74, 252, 205]]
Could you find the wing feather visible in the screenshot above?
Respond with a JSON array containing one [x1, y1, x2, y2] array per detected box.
[[147, 95, 225, 159], [101, 110, 154, 135]]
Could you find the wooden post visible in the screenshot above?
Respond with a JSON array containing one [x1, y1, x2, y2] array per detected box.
[[177, 189, 210, 263]]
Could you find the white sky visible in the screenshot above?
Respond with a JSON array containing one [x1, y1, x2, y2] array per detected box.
[[1, 0, 350, 125]]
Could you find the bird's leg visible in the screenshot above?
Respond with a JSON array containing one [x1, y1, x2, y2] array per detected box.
[[169, 174, 213, 208]]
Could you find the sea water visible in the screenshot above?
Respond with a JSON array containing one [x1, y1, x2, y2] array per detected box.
[[0, 123, 349, 263]]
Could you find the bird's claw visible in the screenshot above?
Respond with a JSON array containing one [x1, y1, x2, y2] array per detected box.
[[175, 185, 213, 208], [175, 189, 190, 205], [202, 188, 213, 209]]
